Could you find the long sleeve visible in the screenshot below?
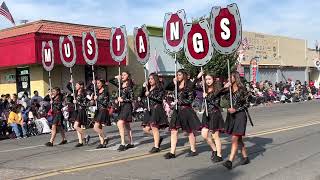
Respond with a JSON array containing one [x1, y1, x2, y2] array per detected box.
[[234, 89, 250, 112], [149, 87, 164, 104], [122, 87, 134, 103], [178, 88, 194, 106], [109, 78, 119, 87], [66, 82, 73, 93]]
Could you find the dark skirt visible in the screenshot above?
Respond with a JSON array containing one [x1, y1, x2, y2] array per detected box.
[[169, 106, 201, 132], [52, 112, 63, 126], [142, 104, 169, 129], [118, 103, 133, 123], [94, 108, 111, 126], [202, 110, 225, 132], [72, 109, 88, 126], [225, 110, 247, 136]]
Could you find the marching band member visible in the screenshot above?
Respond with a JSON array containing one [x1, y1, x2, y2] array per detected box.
[[67, 80, 89, 147], [110, 71, 135, 151], [164, 69, 201, 159], [202, 72, 226, 163], [93, 79, 111, 149], [223, 71, 252, 170], [141, 73, 168, 153], [45, 87, 67, 146]]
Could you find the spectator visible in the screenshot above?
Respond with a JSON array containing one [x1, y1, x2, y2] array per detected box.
[[31, 91, 43, 104]]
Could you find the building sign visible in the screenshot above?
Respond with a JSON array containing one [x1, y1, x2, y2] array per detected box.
[[242, 33, 279, 62], [5, 74, 16, 82]]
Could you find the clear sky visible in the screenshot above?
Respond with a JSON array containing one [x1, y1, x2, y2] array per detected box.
[[0, 0, 319, 47]]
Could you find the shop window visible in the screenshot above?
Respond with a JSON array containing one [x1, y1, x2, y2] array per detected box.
[[16, 67, 31, 96]]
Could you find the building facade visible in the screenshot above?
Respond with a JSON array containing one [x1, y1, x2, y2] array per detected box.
[[0, 20, 126, 96]]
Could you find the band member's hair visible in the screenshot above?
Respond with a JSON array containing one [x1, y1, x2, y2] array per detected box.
[[77, 81, 85, 94], [53, 87, 61, 94], [149, 73, 160, 88], [231, 71, 244, 89], [122, 71, 134, 87], [177, 69, 188, 82], [204, 73, 217, 94], [77, 81, 85, 87], [97, 79, 106, 85]]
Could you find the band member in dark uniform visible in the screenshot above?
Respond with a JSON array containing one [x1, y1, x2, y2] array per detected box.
[[45, 87, 67, 146], [223, 71, 251, 170], [67, 80, 89, 147], [110, 71, 134, 151], [164, 69, 201, 159], [93, 79, 110, 149], [202, 72, 226, 163], [141, 73, 168, 153]]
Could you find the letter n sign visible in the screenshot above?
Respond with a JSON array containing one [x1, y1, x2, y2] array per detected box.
[[163, 9, 186, 53]]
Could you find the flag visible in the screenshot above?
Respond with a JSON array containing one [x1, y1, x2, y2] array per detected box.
[[0, 1, 15, 25], [242, 37, 249, 50]]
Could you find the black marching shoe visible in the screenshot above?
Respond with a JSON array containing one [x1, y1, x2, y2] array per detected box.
[[212, 156, 223, 163], [210, 151, 217, 160], [45, 142, 53, 147], [164, 152, 176, 159], [58, 140, 68, 145], [104, 138, 109, 146], [117, 144, 127, 152], [223, 160, 233, 170], [96, 144, 106, 149], [240, 157, 250, 165], [84, 135, 90, 145], [186, 150, 199, 157], [149, 147, 160, 154], [158, 137, 164, 148], [126, 144, 134, 149], [75, 143, 84, 147]]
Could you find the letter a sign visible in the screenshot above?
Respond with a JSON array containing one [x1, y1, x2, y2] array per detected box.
[[184, 19, 214, 67], [163, 9, 186, 53], [42, 41, 55, 72], [110, 25, 128, 63], [133, 25, 150, 65], [59, 35, 77, 68], [82, 31, 98, 65], [210, 3, 242, 55]]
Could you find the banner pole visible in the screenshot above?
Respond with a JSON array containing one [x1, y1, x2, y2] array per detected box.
[[48, 71, 53, 110], [92, 65, 98, 108], [201, 67, 208, 117], [144, 65, 150, 112], [174, 53, 178, 110], [227, 59, 233, 108], [118, 62, 121, 107], [70, 67, 77, 111]]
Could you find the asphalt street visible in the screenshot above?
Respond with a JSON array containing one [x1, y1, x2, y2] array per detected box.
[[0, 100, 320, 180]]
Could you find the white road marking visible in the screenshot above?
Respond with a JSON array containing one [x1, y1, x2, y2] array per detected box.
[[0, 144, 45, 153]]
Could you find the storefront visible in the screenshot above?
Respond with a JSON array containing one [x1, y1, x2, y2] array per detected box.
[[0, 20, 126, 96]]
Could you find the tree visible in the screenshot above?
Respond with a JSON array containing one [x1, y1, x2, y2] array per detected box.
[[176, 50, 238, 79]]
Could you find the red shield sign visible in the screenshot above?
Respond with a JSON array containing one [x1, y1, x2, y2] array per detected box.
[[163, 9, 186, 53], [210, 3, 242, 55], [110, 25, 127, 63], [133, 25, 150, 65], [184, 19, 214, 67], [41, 41, 55, 72], [82, 31, 98, 65], [59, 35, 76, 68]]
